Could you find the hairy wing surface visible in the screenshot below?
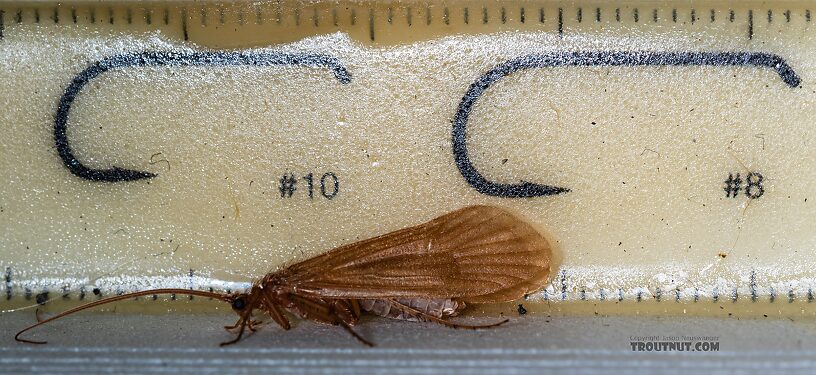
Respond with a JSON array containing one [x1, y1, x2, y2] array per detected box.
[[284, 206, 551, 303]]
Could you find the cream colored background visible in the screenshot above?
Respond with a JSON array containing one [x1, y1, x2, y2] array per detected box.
[[0, 2, 814, 307]]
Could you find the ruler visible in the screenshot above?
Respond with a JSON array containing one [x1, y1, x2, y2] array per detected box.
[[1, 1, 815, 313]]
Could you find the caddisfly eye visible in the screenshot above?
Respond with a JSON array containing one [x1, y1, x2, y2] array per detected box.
[[232, 297, 246, 310]]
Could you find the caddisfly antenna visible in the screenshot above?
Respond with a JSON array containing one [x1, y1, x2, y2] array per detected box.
[[15, 288, 232, 344]]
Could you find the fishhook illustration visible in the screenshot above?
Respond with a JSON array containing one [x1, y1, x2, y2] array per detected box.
[[54, 51, 351, 182], [452, 51, 800, 197]]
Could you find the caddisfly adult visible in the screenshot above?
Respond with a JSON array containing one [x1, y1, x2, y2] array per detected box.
[[16, 205, 551, 346]]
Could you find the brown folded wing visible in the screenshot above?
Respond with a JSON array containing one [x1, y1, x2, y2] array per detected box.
[[283, 205, 551, 303]]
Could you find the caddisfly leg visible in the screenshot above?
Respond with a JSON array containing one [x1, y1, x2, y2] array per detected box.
[[247, 320, 263, 332], [220, 310, 254, 346], [220, 320, 248, 346], [338, 320, 374, 347], [262, 298, 291, 330], [288, 295, 374, 345], [349, 299, 362, 320]]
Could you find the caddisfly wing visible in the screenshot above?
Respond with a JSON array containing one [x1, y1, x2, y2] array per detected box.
[[282, 205, 551, 303]]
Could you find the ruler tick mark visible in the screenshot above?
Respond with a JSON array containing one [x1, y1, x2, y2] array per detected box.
[[596, 7, 601, 22], [406, 6, 412, 26], [368, 8, 374, 41], [558, 7, 563, 37], [520, 7, 525, 23], [633, 8, 639, 23], [145, 8, 152, 25], [652, 8, 658, 22], [729, 9, 735, 22], [295, 7, 300, 26], [539, 8, 544, 23], [768, 9, 772, 23], [71, 8, 77, 24], [255, 5, 263, 25], [710, 9, 715, 22], [672, 8, 677, 22], [750, 270, 757, 302], [350, 8, 355, 26], [181, 8, 188, 41], [444, 7, 449, 25], [35, 292, 48, 305], [807, 9, 812, 22], [126, 7, 132, 24], [577, 7, 582, 23], [482, 6, 487, 24], [387, 6, 393, 24], [14, 9, 20, 24], [748, 9, 753, 40], [426, 5, 431, 25], [52, 7, 58, 23], [615, 8, 620, 22], [200, 7, 206, 26], [785, 10, 791, 23], [4, 267, 11, 300], [560, 270, 567, 300], [163, 8, 169, 25], [314, 7, 319, 27], [463, 7, 468, 24], [188, 269, 195, 300], [501, 7, 506, 24]]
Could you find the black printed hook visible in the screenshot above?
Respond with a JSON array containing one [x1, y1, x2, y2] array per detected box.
[[55, 51, 352, 182], [452, 50, 801, 198]]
